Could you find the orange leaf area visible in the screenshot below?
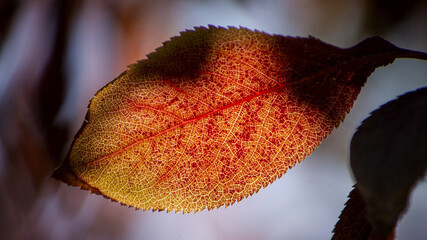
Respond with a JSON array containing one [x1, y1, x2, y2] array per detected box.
[[54, 26, 403, 212]]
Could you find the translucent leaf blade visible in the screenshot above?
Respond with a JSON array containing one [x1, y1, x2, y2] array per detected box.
[[53, 26, 425, 213]]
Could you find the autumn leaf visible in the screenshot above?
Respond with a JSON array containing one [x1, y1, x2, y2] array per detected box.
[[53, 26, 427, 213]]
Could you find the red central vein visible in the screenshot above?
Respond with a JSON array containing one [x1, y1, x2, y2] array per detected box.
[[83, 48, 398, 167], [86, 84, 285, 165]]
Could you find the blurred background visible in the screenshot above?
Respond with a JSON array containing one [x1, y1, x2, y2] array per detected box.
[[1, 0, 426, 239]]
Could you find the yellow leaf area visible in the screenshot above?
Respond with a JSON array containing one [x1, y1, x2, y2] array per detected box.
[[68, 26, 363, 212]]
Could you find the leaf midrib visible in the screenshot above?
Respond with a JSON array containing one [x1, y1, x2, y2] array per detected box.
[[81, 50, 419, 167]]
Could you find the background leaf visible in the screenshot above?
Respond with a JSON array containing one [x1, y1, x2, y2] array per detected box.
[[332, 185, 373, 240], [350, 87, 427, 238]]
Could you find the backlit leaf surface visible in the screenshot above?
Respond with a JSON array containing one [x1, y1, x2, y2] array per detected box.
[[53, 26, 426, 212]]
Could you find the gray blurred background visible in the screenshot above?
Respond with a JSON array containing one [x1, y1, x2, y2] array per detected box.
[[0, 0, 426, 239]]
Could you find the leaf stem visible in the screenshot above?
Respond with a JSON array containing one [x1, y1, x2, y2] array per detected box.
[[397, 48, 427, 61]]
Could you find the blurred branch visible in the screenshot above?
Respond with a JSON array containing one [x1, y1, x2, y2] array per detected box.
[[0, 0, 20, 50], [0, 0, 82, 238], [37, 0, 82, 166]]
